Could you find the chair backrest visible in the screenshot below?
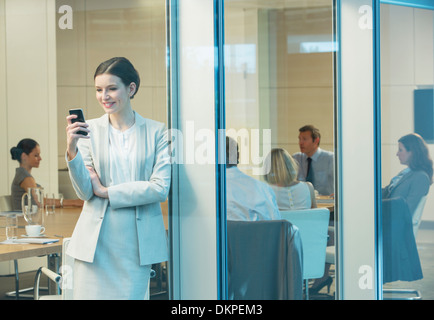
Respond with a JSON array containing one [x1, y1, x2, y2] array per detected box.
[[60, 238, 74, 300], [0, 195, 13, 211], [412, 195, 427, 238], [280, 208, 330, 280], [58, 169, 78, 199], [382, 197, 422, 283], [227, 219, 303, 300]]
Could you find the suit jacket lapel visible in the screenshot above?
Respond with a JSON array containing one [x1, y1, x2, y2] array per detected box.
[[391, 170, 412, 193], [134, 112, 146, 181], [96, 114, 110, 186]]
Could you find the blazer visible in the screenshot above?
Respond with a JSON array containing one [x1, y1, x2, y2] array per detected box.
[[66, 112, 171, 266], [226, 167, 281, 221], [382, 169, 430, 215]]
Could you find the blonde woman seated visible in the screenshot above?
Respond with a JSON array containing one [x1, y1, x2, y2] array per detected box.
[[264, 148, 317, 210]]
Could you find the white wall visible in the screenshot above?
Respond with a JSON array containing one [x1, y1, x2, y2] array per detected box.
[[0, 0, 58, 197], [0, 0, 7, 195], [339, 0, 377, 299], [171, 0, 218, 299], [0, 0, 56, 275]]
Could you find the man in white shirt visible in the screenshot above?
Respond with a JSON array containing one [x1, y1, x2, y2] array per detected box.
[[293, 125, 334, 196], [226, 137, 281, 221]]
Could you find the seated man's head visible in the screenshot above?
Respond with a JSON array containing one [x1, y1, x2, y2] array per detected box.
[[298, 125, 320, 157]]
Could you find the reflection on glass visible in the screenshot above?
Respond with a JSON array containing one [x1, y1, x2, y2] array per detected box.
[[381, 4, 434, 300], [224, 0, 335, 299], [263, 148, 317, 210], [0, 0, 168, 299], [55, 0, 168, 299], [225, 137, 281, 221]]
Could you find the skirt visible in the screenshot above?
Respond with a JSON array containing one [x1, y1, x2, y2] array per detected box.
[[73, 206, 151, 300]]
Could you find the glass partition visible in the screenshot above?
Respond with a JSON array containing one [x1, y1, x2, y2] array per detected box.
[[0, 0, 168, 299], [224, 0, 336, 300], [57, 0, 169, 300], [380, 2, 434, 300]]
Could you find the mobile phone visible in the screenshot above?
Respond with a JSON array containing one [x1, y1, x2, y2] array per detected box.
[[69, 108, 88, 136]]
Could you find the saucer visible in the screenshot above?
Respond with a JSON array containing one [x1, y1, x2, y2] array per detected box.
[[22, 234, 47, 238]]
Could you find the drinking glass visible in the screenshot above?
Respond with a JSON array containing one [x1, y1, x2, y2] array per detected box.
[[45, 193, 55, 214]]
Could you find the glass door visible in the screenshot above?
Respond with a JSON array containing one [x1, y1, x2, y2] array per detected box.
[[0, 0, 169, 299], [56, 0, 170, 300], [379, 1, 434, 300], [224, 0, 336, 300]]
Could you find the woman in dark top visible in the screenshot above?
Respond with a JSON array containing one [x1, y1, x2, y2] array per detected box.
[[10, 138, 83, 210]]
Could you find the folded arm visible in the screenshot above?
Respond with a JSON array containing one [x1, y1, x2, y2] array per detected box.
[[66, 143, 95, 202], [89, 126, 171, 208]]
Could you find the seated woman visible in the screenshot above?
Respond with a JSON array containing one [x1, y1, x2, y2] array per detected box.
[[382, 133, 433, 215], [10, 138, 83, 210], [264, 148, 333, 294], [264, 148, 317, 210]]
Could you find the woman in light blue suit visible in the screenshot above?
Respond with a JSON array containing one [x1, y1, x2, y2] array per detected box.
[[65, 57, 171, 299], [383, 133, 433, 215]]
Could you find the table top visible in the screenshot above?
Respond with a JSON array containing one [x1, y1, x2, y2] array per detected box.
[[0, 201, 169, 263], [0, 207, 81, 262], [316, 196, 334, 211]]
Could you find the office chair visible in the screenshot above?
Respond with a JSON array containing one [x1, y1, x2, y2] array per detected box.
[[382, 197, 423, 300], [34, 237, 73, 300], [34, 238, 156, 300], [280, 208, 330, 299], [324, 196, 427, 300], [227, 219, 303, 300], [412, 195, 427, 238], [0, 195, 13, 212]]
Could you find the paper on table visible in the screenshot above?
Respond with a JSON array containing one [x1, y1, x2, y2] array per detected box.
[[0, 239, 21, 245], [5, 238, 59, 244], [0, 210, 23, 216], [316, 198, 334, 204]]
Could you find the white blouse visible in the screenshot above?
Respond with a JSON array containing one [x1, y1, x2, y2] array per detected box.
[[270, 182, 312, 211], [108, 123, 137, 185]]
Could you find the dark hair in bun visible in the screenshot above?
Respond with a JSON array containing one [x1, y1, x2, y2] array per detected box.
[[94, 57, 140, 99], [10, 139, 39, 163]]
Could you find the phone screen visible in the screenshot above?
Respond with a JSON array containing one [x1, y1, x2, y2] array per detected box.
[[69, 108, 88, 136]]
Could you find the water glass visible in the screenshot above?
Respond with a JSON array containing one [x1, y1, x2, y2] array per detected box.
[[6, 213, 18, 240]]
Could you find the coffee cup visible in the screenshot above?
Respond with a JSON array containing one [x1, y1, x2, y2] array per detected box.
[[25, 224, 45, 237]]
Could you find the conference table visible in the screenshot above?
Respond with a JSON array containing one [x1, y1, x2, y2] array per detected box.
[[1, 197, 327, 264], [0, 202, 169, 264], [0, 207, 80, 299], [0, 202, 168, 299], [0, 208, 80, 263], [316, 196, 335, 219]]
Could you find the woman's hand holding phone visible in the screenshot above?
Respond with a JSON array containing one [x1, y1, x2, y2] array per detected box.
[[66, 109, 90, 160]]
